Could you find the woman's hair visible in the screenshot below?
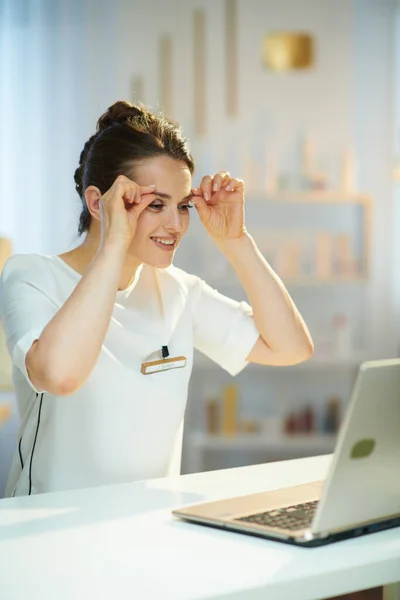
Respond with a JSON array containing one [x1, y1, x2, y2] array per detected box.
[[74, 101, 195, 235]]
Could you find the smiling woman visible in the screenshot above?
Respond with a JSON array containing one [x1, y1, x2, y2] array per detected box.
[[0, 100, 313, 497]]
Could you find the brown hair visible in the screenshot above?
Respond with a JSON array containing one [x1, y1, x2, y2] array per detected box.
[[74, 101, 195, 235]]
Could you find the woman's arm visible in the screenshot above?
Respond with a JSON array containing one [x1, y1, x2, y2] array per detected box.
[[219, 233, 314, 366], [26, 176, 157, 396], [191, 171, 313, 367], [26, 242, 126, 395]]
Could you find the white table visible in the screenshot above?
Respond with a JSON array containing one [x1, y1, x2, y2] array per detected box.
[[0, 455, 399, 600]]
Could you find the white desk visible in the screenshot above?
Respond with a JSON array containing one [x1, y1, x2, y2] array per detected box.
[[0, 455, 399, 600]]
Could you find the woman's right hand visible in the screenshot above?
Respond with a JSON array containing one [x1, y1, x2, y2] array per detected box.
[[99, 175, 157, 249]]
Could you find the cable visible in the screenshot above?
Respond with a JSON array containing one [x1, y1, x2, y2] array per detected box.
[[28, 393, 44, 495], [18, 437, 24, 469]]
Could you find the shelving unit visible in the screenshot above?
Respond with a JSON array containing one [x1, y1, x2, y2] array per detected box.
[[209, 274, 369, 287], [263, 191, 372, 281], [260, 191, 371, 203], [203, 191, 373, 285], [180, 189, 374, 474], [185, 431, 337, 473]]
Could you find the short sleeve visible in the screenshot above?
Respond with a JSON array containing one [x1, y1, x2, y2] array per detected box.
[[0, 255, 59, 393], [192, 279, 259, 376]]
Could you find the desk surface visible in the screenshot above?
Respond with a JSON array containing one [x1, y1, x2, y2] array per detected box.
[[0, 455, 399, 600]]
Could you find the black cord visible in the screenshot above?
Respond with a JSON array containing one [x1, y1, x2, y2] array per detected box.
[[162, 345, 169, 359], [18, 437, 24, 469], [28, 392, 44, 495]]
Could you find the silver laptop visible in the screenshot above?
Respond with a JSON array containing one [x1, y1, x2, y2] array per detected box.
[[173, 359, 400, 546]]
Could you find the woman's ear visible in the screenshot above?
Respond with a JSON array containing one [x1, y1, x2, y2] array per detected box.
[[84, 186, 102, 221]]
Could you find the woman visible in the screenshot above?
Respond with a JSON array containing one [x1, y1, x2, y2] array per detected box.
[[0, 101, 313, 497]]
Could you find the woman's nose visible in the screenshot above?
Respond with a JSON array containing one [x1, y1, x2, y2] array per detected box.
[[164, 209, 184, 232]]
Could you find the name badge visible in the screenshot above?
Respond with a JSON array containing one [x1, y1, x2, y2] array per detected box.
[[141, 356, 187, 375]]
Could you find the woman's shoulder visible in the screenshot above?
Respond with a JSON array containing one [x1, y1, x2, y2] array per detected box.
[[0, 253, 58, 291], [2, 253, 52, 277]]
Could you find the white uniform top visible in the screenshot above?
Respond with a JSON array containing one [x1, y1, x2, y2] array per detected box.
[[0, 254, 259, 497]]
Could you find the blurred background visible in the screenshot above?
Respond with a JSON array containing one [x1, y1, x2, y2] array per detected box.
[[0, 0, 400, 497]]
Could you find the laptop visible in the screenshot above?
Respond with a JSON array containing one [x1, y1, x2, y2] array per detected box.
[[172, 358, 400, 546]]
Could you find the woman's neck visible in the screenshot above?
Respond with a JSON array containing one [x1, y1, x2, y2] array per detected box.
[[59, 233, 142, 291]]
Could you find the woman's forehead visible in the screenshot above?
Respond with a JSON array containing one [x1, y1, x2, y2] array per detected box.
[[133, 156, 192, 191]]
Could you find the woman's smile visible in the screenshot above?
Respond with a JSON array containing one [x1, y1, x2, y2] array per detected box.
[[150, 236, 178, 251]]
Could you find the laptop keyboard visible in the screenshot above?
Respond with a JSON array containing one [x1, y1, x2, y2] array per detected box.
[[236, 500, 318, 531]]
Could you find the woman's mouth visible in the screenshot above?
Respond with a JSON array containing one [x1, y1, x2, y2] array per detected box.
[[150, 237, 177, 251]]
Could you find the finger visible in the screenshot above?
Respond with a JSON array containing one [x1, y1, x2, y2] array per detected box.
[[191, 191, 209, 215], [200, 175, 212, 201], [225, 178, 243, 191], [212, 171, 230, 192], [139, 184, 157, 193], [114, 176, 156, 202], [131, 192, 158, 216], [132, 184, 157, 203], [124, 184, 156, 205], [123, 186, 140, 205], [191, 187, 203, 196], [114, 178, 137, 202]]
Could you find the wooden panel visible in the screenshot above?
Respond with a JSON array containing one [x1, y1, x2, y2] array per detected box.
[[193, 9, 206, 136], [225, 0, 238, 116], [159, 35, 173, 117], [0, 237, 12, 272], [0, 404, 11, 424], [0, 238, 12, 391]]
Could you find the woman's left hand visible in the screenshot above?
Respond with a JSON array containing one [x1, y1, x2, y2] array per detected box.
[[191, 171, 247, 245]]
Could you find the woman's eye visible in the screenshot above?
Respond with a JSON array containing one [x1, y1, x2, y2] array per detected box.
[[147, 202, 193, 212], [179, 202, 193, 212]]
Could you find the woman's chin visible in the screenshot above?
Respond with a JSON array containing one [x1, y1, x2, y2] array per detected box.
[[144, 252, 175, 269]]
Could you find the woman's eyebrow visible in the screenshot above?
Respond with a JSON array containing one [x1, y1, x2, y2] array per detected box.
[[153, 192, 193, 201]]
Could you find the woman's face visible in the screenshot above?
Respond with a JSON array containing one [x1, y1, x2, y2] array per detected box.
[[128, 156, 193, 268]]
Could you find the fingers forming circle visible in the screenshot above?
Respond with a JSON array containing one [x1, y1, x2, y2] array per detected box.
[[225, 178, 243, 191]]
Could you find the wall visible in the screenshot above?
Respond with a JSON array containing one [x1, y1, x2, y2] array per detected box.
[[0, 0, 398, 486], [1, 0, 397, 348]]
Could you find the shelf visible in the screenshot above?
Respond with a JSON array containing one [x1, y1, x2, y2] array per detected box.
[[207, 275, 369, 287], [188, 432, 337, 453], [283, 275, 368, 285], [278, 356, 366, 371], [249, 191, 372, 205]]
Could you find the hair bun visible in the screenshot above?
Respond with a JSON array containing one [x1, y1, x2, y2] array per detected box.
[[97, 101, 147, 132]]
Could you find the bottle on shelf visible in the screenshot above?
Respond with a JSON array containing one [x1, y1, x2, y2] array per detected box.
[[323, 396, 341, 433], [303, 405, 315, 433], [222, 383, 239, 437], [283, 405, 316, 435], [241, 418, 259, 434], [205, 397, 220, 435], [315, 232, 333, 279], [276, 241, 302, 279], [340, 146, 357, 194], [334, 233, 358, 277], [301, 134, 315, 189]]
